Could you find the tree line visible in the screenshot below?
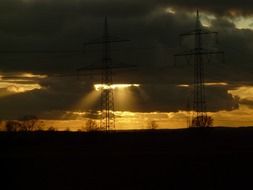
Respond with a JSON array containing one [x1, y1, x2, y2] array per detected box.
[[4, 115, 44, 132]]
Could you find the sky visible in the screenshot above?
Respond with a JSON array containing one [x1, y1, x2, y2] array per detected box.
[[1, 0, 253, 130]]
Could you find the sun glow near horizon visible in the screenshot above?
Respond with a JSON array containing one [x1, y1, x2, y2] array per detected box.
[[47, 83, 253, 131], [94, 84, 140, 91], [3, 79, 253, 130]]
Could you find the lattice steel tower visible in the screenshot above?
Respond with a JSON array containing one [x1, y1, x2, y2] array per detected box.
[[175, 10, 223, 127], [79, 17, 132, 131], [100, 17, 115, 130]]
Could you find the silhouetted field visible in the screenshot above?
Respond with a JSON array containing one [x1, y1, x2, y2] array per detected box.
[[1, 127, 253, 190]]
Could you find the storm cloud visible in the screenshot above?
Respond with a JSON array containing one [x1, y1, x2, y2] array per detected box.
[[0, 0, 252, 119]]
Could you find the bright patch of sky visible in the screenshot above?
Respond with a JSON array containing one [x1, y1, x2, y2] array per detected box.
[[0, 72, 45, 94], [229, 16, 253, 30]]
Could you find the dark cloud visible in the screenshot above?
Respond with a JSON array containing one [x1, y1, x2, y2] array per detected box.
[[0, 0, 251, 119], [0, 81, 239, 120]]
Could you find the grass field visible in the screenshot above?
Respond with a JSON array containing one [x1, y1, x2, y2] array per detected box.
[[1, 127, 253, 189]]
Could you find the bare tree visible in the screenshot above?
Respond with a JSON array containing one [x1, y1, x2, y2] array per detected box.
[[191, 115, 214, 128], [86, 119, 99, 132], [19, 115, 44, 131]]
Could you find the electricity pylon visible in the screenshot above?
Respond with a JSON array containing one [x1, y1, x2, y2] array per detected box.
[[0, 17, 134, 131], [175, 10, 224, 127], [78, 17, 135, 131]]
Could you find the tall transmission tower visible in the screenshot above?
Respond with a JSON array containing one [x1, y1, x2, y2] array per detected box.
[[175, 10, 224, 128], [78, 17, 134, 131], [0, 17, 134, 131]]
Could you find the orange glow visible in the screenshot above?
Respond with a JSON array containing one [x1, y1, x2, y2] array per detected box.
[[205, 82, 228, 86], [68, 90, 100, 118], [178, 82, 228, 88], [177, 84, 190, 88], [2, 82, 252, 131], [20, 73, 47, 79], [4, 106, 253, 132], [229, 86, 253, 101], [94, 84, 140, 91], [6, 84, 42, 93], [0, 72, 46, 95]]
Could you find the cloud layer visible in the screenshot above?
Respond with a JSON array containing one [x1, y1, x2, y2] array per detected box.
[[0, 0, 252, 119]]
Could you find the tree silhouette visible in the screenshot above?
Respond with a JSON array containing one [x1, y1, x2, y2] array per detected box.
[[86, 119, 99, 132], [191, 115, 214, 127], [19, 115, 44, 131]]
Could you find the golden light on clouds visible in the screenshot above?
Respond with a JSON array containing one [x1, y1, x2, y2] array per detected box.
[[6, 84, 41, 93], [2, 76, 253, 130], [177, 84, 190, 88], [29, 106, 253, 131], [164, 8, 253, 29], [212, 105, 253, 127], [114, 111, 136, 117], [226, 15, 253, 30], [229, 86, 253, 101], [200, 13, 216, 27], [69, 90, 100, 116], [165, 8, 216, 28], [166, 8, 253, 30], [0, 72, 46, 95], [178, 82, 228, 88], [165, 7, 176, 14], [94, 84, 140, 91], [205, 82, 228, 86], [20, 73, 47, 79], [68, 83, 141, 120]]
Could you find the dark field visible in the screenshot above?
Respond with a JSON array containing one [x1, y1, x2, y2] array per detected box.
[[1, 127, 253, 190]]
